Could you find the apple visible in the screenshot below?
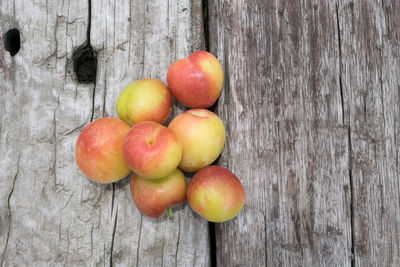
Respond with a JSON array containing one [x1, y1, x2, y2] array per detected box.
[[167, 51, 223, 108], [168, 109, 225, 172], [116, 78, 172, 125], [130, 168, 187, 218], [123, 121, 182, 179], [187, 166, 245, 222], [75, 117, 131, 183]]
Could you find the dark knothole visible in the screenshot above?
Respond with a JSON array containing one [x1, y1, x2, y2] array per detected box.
[[4, 28, 20, 57], [72, 43, 97, 84]]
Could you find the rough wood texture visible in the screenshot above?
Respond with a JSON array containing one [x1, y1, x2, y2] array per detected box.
[[0, 0, 209, 266], [209, 0, 399, 266], [338, 0, 400, 266], [1, 0, 399, 266]]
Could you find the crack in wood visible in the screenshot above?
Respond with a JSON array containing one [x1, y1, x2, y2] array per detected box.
[[87, 0, 92, 46], [141, 1, 146, 78], [110, 208, 118, 267], [102, 69, 107, 117], [175, 214, 181, 267], [208, 221, 216, 267], [348, 125, 355, 266], [53, 93, 60, 188], [202, 0, 209, 52], [201, 2, 217, 267], [336, 3, 345, 126], [90, 83, 97, 121], [336, 2, 355, 266], [1, 154, 20, 266], [379, 51, 386, 134], [89, 223, 94, 259], [264, 214, 268, 267], [161, 238, 164, 267], [136, 215, 143, 267], [63, 229, 70, 266], [111, 183, 115, 216], [72, 0, 97, 85]]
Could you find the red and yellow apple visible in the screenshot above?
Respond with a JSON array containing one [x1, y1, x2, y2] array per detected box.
[[168, 109, 225, 172], [123, 121, 182, 179], [75, 117, 131, 183], [167, 51, 223, 108], [187, 166, 245, 222], [116, 78, 172, 125], [130, 168, 187, 218]]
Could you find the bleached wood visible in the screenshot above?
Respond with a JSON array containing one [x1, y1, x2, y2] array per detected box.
[[0, 0, 208, 266]]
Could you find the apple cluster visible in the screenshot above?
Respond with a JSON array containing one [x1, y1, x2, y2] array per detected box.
[[75, 51, 245, 223]]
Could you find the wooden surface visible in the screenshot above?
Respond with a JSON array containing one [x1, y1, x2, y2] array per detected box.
[[209, 0, 399, 266], [338, 1, 400, 266], [0, 0, 399, 266], [0, 0, 209, 266]]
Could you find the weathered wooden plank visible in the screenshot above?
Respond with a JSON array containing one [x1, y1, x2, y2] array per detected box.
[[0, 0, 208, 266], [338, 0, 400, 265], [209, 1, 352, 266], [89, 0, 209, 266], [0, 1, 99, 265]]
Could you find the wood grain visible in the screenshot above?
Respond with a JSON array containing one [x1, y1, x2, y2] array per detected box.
[[338, 0, 400, 266], [1, 0, 399, 266], [209, 0, 352, 266], [0, 0, 209, 266], [209, 0, 400, 266]]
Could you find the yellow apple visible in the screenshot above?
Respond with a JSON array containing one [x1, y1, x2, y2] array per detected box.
[[117, 78, 172, 125], [187, 165, 245, 222], [168, 109, 225, 172]]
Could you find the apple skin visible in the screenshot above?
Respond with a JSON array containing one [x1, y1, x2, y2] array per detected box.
[[116, 78, 172, 125], [168, 109, 225, 172], [130, 168, 187, 218], [75, 117, 131, 183], [187, 166, 245, 222], [167, 51, 223, 108], [123, 121, 182, 179]]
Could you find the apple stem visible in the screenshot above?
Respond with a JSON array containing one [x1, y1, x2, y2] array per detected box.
[[168, 207, 173, 219]]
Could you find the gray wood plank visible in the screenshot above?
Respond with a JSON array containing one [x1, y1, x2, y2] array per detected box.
[[0, 0, 209, 266], [209, 1, 353, 266], [338, 0, 400, 266]]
